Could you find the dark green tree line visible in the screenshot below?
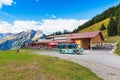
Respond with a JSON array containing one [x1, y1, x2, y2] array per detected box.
[[107, 17, 118, 36], [73, 4, 120, 33]]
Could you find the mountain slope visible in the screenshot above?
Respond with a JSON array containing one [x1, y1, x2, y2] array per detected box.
[[80, 18, 110, 33], [73, 4, 120, 33], [73, 4, 120, 42], [0, 33, 14, 39], [79, 18, 120, 42], [0, 30, 45, 50]]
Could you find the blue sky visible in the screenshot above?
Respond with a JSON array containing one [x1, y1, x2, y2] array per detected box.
[[0, 0, 120, 34]]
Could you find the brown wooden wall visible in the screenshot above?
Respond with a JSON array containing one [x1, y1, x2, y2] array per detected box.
[[74, 38, 90, 49], [91, 34, 103, 43], [73, 33, 103, 49], [82, 38, 90, 49]]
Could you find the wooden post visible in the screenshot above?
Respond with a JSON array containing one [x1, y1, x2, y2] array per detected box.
[[90, 39, 92, 50], [100, 42, 102, 48]]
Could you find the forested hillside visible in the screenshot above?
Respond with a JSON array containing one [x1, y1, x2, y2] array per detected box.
[[73, 4, 120, 42], [73, 4, 120, 35]]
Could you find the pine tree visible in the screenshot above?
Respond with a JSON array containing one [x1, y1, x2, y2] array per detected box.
[[115, 7, 120, 36], [118, 21, 120, 36], [107, 17, 118, 36], [117, 15, 120, 36], [73, 29, 78, 33], [99, 23, 106, 30], [63, 29, 71, 34]]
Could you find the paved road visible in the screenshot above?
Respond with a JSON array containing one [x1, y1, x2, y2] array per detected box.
[[77, 50, 120, 69], [35, 49, 120, 80], [36, 50, 120, 69]]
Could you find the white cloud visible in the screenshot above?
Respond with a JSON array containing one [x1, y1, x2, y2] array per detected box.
[[0, 0, 14, 9], [51, 15, 56, 19], [13, 1, 16, 5], [0, 19, 88, 34], [40, 19, 88, 34]]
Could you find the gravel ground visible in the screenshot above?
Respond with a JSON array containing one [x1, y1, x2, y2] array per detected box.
[[35, 49, 120, 80]]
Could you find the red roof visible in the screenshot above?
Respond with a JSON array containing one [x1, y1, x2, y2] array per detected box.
[[70, 31, 103, 39], [35, 31, 104, 44], [47, 31, 103, 39]]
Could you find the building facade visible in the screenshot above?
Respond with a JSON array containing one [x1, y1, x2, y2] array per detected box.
[[29, 31, 104, 50]]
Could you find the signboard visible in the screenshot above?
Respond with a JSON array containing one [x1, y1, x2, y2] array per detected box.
[[50, 42, 58, 45]]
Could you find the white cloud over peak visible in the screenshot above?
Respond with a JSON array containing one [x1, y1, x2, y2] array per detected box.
[[0, 0, 14, 9], [40, 19, 88, 34], [0, 19, 88, 34]]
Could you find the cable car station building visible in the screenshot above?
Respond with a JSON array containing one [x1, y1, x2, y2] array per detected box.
[[32, 31, 104, 50]]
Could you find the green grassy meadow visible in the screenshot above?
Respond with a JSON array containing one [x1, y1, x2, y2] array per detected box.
[[0, 49, 102, 80], [116, 43, 120, 56]]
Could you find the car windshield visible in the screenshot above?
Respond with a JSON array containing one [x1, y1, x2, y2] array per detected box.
[[57, 44, 66, 49], [57, 44, 78, 49], [67, 44, 75, 49]]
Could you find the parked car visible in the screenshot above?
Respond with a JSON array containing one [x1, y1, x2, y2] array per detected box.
[[56, 44, 83, 54]]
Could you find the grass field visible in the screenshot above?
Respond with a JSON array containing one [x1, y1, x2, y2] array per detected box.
[[116, 43, 120, 56], [0, 49, 102, 80]]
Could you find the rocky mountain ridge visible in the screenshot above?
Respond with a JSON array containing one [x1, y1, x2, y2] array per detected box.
[[0, 30, 46, 50]]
